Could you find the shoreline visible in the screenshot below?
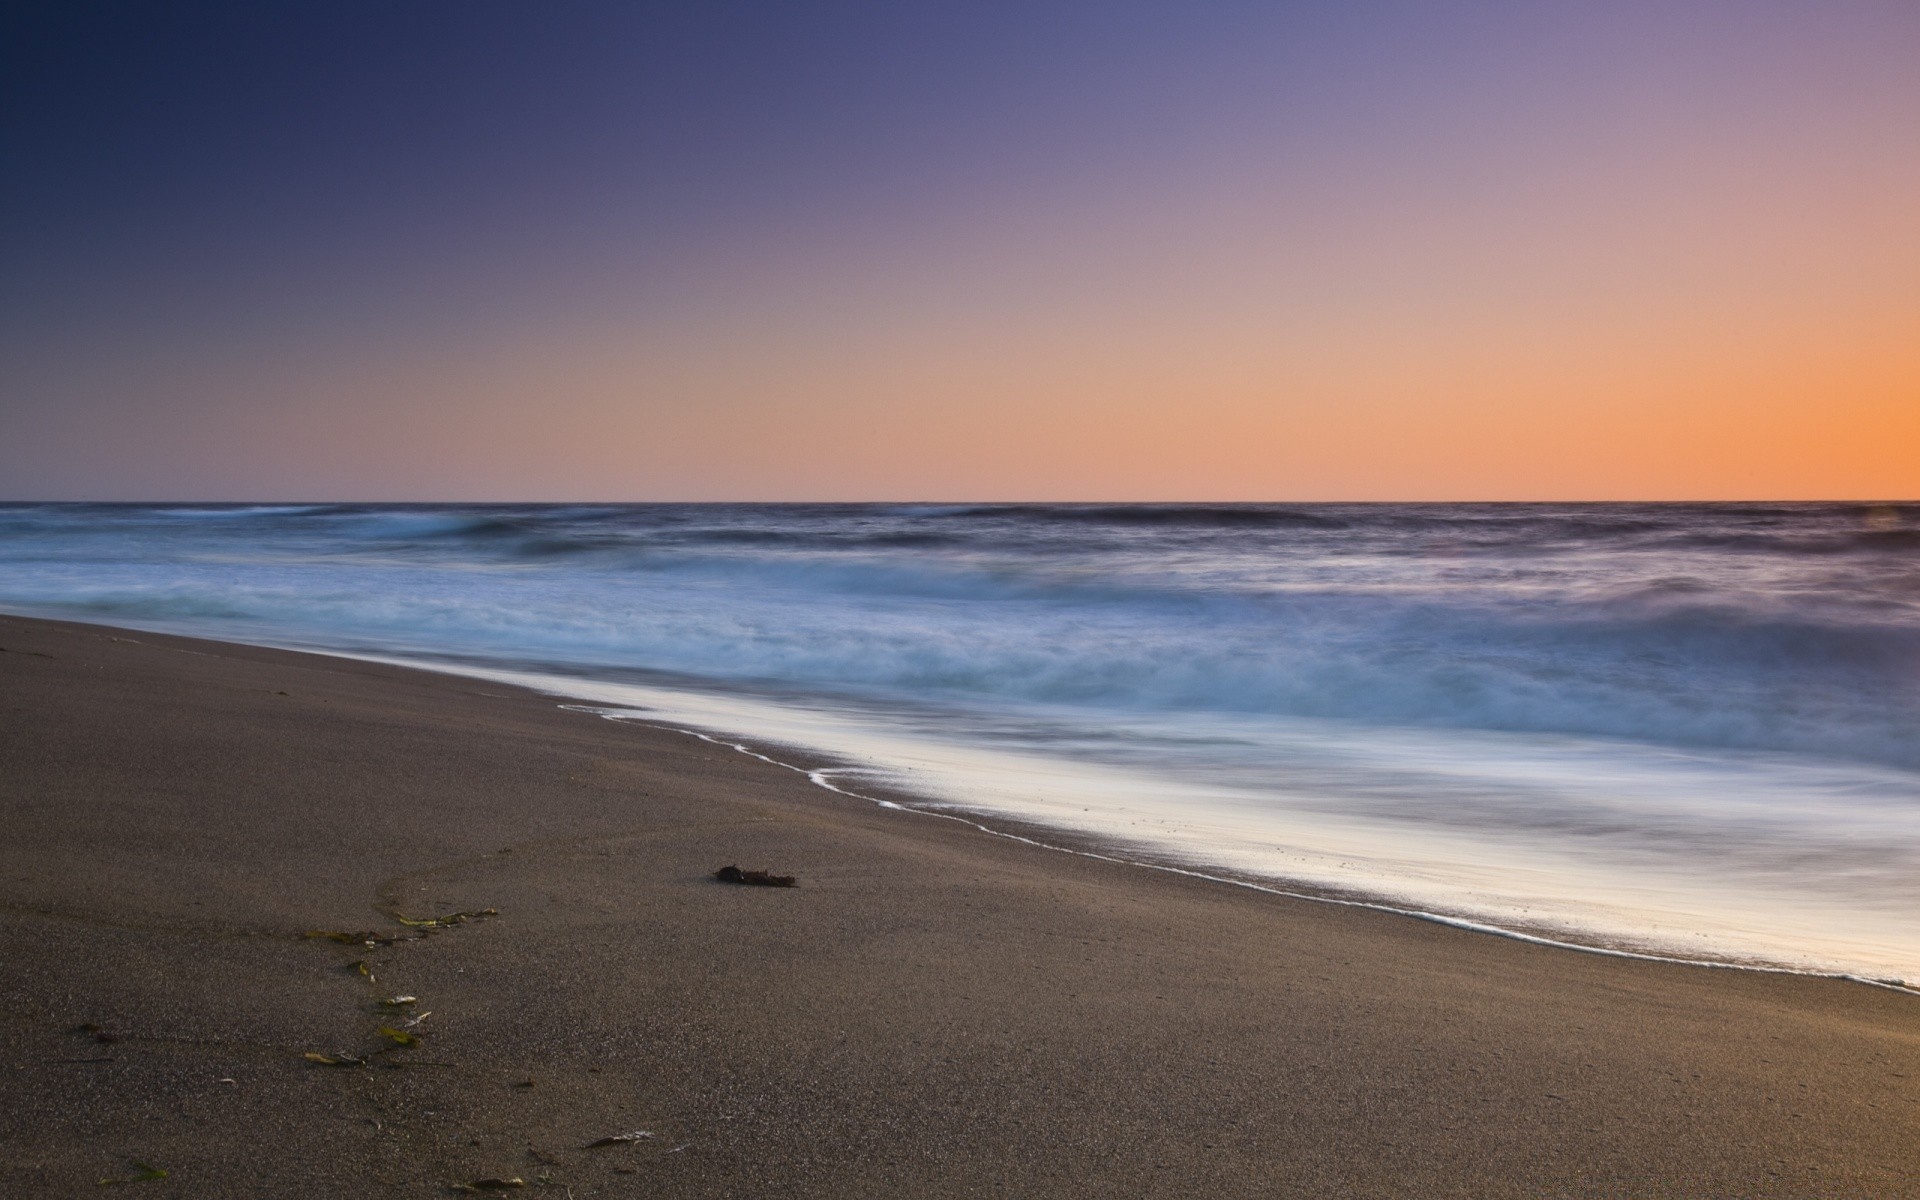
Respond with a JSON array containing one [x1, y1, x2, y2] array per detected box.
[[576, 706, 1920, 997], [18, 606, 1920, 990], [17, 608, 1910, 989], [3, 612, 1917, 1196], [178, 629, 1916, 993]]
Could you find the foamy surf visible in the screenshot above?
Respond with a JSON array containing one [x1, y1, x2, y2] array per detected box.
[[440, 662, 1916, 989], [2, 501, 1915, 985]]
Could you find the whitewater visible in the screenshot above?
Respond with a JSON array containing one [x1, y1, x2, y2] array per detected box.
[[2, 501, 1915, 983]]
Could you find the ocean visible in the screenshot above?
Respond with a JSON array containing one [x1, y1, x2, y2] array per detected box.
[[3, 501, 1915, 983]]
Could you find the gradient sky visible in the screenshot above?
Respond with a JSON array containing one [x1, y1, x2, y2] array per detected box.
[[3, 0, 1916, 500]]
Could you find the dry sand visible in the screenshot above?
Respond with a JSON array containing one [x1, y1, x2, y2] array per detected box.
[[0, 613, 1915, 1197]]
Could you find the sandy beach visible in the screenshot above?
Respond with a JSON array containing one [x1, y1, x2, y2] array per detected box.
[[0, 612, 1915, 1197]]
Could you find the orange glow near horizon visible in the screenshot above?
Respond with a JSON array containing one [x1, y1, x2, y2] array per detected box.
[[36, 290, 1910, 503]]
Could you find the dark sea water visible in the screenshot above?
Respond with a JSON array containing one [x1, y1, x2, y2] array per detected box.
[[3, 501, 1916, 981]]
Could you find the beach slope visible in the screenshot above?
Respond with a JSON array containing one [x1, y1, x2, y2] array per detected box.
[[0, 614, 1914, 1197]]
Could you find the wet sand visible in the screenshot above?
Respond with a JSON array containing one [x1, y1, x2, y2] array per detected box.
[[0, 613, 1915, 1197]]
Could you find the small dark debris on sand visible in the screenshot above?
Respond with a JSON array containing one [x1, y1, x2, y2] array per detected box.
[[395, 907, 498, 929], [712, 865, 796, 888]]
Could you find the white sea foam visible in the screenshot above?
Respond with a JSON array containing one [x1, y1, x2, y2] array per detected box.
[[388, 661, 1912, 986]]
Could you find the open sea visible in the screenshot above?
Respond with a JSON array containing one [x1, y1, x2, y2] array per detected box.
[[3, 501, 1916, 984]]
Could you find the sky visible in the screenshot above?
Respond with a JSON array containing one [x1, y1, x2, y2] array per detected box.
[[2, 0, 1916, 501]]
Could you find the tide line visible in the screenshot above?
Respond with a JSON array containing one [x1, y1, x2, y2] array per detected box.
[[560, 704, 1920, 1000]]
